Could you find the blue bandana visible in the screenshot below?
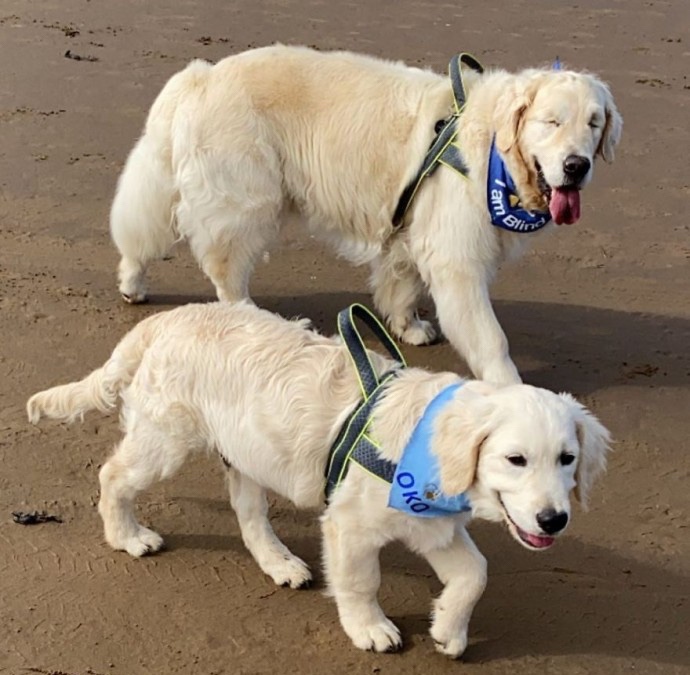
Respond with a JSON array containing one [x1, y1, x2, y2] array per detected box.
[[487, 138, 551, 233], [388, 383, 472, 518]]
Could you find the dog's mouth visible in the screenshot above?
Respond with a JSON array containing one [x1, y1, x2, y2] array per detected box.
[[535, 159, 581, 226], [499, 494, 556, 551]]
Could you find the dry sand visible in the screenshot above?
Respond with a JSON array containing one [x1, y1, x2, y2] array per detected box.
[[1, 1, 688, 673]]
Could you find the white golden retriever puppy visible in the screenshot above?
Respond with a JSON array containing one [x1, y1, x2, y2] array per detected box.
[[110, 45, 621, 385], [27, 302, 610, 657]]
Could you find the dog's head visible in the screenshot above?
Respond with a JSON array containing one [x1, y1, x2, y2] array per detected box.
[[431, 383, 610, 551], [493, 68, 622, 224]]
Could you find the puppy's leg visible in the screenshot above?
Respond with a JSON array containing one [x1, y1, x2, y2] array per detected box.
[[422, 528, 487, 659], [226, 466, 312, 589], [429, 267, 521, 384], [322, 512, 402, 653], [370, 243, 436, 346], [98, 421, 189, 557]]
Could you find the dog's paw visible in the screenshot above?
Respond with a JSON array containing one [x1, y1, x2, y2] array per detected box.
[[431, 625, 467, 659], [400, 319, 436, 346], [266, 553, 313, 589], [121, 291, 148, 304], [348, 618, 402, 653], [124, 526, 164, 557]]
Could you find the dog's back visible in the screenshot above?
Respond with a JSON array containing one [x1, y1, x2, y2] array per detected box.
[[110, 46, 452, 304], [28, 301, 397, 506]]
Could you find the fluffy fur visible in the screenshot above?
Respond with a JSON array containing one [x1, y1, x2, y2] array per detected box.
[[110, 46, 621, 385], [27, 302, 610, 657]]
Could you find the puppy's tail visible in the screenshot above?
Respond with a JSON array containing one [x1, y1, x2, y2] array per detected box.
[[27, 313, 163, 425]]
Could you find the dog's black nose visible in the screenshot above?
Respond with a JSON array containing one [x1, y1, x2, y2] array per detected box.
[[536, 508, 569, 535], [563, 155, 591, 183]]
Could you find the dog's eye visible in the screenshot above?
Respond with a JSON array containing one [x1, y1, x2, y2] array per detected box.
[[544, 119, 561, 128], [588, 119, 601, 129], [559, 452, 576, 466], [507, 454, 527, 467]]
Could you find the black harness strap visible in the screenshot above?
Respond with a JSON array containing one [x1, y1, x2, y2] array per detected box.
[[337, 303, 406, 398], [392, 53, 484, 228], [350, 433, 397, 484], [324, 304, 405, 500]]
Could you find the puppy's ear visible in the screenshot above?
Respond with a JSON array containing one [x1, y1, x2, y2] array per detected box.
[[431, 396, 495, 495], [494, 75, 540, 153], [560, 393, 611, 508], [595, 81, 623, 163]]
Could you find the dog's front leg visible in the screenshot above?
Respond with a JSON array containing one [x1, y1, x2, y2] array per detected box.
[[370, 243, 437, 346], [430, 266, 521, 384], [422, 527, 487, 659], [322, 513, 402, 653]]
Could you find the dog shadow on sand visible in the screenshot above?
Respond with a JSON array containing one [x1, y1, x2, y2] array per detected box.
[[390, 528, 689, 667], [145, 290, 688, 397], [160, 503, 688, 669]]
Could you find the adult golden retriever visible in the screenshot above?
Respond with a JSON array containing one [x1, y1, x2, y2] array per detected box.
[[27, 302, 610, 657], [110, 46, 622, 384]]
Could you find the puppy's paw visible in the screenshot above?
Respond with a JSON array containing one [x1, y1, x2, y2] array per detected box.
[[349, 618, 402, 653], [400, 319, 436, 346], [431, 625, 467, 659], [124, 526, 164, 557], [266, 553, 312, 590]]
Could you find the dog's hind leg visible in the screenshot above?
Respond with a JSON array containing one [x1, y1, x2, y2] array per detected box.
[[110, 136, 177, 304], [420, 528, 487, 659], [98, 418, 189, 557], [225, 466, 312, 589], [176, 141, 283, 302], [370, 242, 437, 346], [321, 511, 402, 653], [187, 220, 279, 303]]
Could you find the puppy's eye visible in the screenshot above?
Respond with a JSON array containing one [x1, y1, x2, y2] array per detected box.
[[507, 454, 527, 467], [543, 119, 561, 127], [588, 120, 601, 129], [560, 452, 576, 466]]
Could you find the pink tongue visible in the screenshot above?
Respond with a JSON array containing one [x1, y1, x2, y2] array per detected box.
[[549, 188, 581, 225], [523, 531, 555, 549]]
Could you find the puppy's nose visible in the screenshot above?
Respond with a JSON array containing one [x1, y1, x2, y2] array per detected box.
[[536, 508, 569, 535], [563, 155, 591, 183]]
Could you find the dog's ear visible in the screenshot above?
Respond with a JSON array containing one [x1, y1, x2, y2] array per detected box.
[[559, 393, 611, 508], [595, 82, 623, 163], [431, 395, 495, 495], [494, 75, 540, 153]]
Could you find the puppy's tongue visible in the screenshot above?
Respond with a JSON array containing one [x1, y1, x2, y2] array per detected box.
[[519, 528, 555, 549], [549, 187, 581, 225]]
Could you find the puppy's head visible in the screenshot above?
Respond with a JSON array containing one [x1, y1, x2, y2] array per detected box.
[[494, 68, 622, 224], [431, 383, 610, 551]]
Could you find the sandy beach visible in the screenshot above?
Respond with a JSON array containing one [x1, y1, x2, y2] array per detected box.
[[1, 1, 688, 673]]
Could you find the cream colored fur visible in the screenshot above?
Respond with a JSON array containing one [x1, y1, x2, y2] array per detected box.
[[110, 46, 621, 385], [27, 302, 610, 657]]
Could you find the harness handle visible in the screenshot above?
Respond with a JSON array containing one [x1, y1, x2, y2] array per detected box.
[[337, 304, 406, 399], [449, 53, 484, 114]]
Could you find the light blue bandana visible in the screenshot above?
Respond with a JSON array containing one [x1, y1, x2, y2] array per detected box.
[[487, 138, 551, 233], [388, 383, 472, 518]]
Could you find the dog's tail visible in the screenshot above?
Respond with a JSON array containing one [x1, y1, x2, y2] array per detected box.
[[27, 312, 164, 425], [110, 60, 213, 290]]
